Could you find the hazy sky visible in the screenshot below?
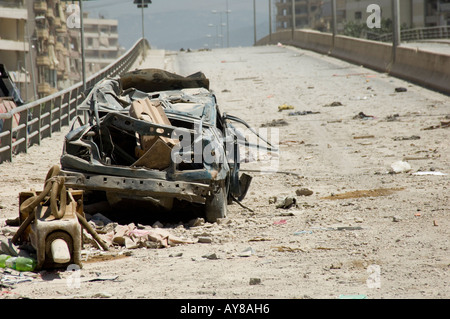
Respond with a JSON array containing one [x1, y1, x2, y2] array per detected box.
[[83, 0, 273, 50]]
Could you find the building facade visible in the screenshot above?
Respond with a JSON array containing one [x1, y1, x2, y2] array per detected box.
[[83, 13, 121, 75], [0, 0, 31, 100], [0, 0, 121, 101], [275, 0, 450, 33]]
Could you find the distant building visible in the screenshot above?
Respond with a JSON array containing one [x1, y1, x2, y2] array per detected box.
[[275, 0, 324, 31], [0, 0, 31, 100], [275, 0, 450, 33], [83, 13, 122, 75], [0, 0, 122, 101]]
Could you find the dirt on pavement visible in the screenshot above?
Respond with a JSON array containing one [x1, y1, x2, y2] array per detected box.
[[0, 45, 449, 300]]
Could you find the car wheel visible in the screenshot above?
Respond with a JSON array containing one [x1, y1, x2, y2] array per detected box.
[[205, 185, 227, 223]]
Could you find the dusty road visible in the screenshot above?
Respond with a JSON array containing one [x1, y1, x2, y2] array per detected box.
[[1, 45, 449, 301]]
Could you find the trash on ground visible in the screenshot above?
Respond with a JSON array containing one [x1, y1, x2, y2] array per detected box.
[[353, 135, 375, 139], [422, 120, 450, 130], [275, 197, 297, 209], [288, 110, 320, 116], [273, 219, 287, 225], [272, 246, 305, 253], [278, 103, 294, 111], [386, 114, 400, 121], [238, 247, 255, 257], [323, 101, 343, 107], [353, 112, 374, 120], [412, 171, 447, 176], [295, 188, 313, 196], [389, 161, 412, 174], [294, 230, 313, 235], [395, 87, 407, 92], [249, 278, 262, 285], [393, 135, 420, 141], [279, 140, 305, 146], [261, 119, 288, 127], [202, 253, 219, 260]]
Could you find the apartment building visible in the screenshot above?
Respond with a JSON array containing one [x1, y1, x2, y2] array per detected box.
[[275, 0, 450, 33], [0, 0, 121, 101], [275, 0, 324, 30], [0, 0, 31, 100], [83, 13, 121, 75]]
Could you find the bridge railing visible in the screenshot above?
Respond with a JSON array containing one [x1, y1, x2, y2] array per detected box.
[[0, 38, 148, 164], [368, 26, 450, 43]]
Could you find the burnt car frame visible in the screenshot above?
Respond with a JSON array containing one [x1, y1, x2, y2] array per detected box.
[[60, 69, 276, 222]]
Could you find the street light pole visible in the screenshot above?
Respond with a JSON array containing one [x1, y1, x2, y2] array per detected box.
[[291, 0, 295, 40], [79, 0, 86, 92], [253, 0, 257, 45], [269, 0, 272, 43], [226, 0, 230, 48]]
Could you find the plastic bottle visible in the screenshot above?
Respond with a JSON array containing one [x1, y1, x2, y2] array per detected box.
[[3, 256, 36, 272], [0, 254, 11, 268]]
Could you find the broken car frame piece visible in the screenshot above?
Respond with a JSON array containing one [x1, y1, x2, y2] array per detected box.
[[15, 166, 108, 270]]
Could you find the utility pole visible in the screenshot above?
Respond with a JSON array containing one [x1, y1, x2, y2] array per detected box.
[[331, 0, 337, 47], [80, 0, 86, 92], [269, 0, 272, 43], [134, 0, 151, 57], [254, 0, 257, 45], [392, 0, 401, 62], [291, 0, 295, 40]]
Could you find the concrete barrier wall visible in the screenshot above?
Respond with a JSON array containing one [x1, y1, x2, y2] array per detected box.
[[390, 46, 450, 94], [332, 35, 392, 73], [256, 30, 450, 95]]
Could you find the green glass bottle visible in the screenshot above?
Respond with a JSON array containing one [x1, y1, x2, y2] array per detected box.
[[0, 254, 11, 268], [3, 256, 36, 271]]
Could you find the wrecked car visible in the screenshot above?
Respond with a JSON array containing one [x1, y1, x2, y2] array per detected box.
[[60, 69, 275, 222]]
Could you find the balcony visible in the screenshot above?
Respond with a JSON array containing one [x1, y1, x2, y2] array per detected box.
[[37, 82, 51, 95], [56, 24, 67, 34], [54, 17, 62, 28], [36, 28, 49, 39], [36, 55, 51, 67], [46, 8, 55, 20], [34, 1, 48, 13], [0, 39, 29, 52]]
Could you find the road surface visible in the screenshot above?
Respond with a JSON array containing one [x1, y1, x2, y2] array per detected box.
[[0, 45, 448, 300]]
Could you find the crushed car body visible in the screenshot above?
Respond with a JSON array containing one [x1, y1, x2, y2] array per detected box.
[[60, 69, 276, 222]]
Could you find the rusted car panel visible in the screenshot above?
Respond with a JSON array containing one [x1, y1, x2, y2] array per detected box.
[[60, 69, 271, 222]]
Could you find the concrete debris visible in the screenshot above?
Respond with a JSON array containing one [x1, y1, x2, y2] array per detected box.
[[353, 112, 375, 120], [386, 113, 400, 121], [288, 110, 320, 116], [92, 223, 195, 249], [238, 247, 255, 257], [249, 278, 262, 285], [389, 161, 412, 174], [275, 197, 297, 209], [323, 101, 343, 107], [261, 119, 288, 127], [393, 135, 420, 141], [295, 188, 314, 196]]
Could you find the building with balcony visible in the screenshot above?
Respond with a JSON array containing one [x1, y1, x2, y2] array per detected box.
[[275, 0, 450, 34], [275, 0, 325, 31], [83, 13, 122, 74], [0, 0, 31, 100]]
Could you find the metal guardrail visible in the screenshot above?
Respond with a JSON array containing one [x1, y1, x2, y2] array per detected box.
[[0, 38, 147, 164], [367, 26, 450, 43]]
